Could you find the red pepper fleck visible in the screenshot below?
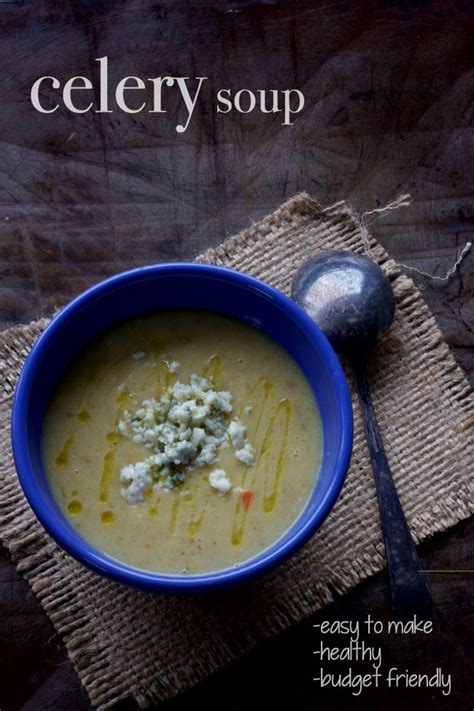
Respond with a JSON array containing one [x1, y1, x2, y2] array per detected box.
[[240, 490, 253, 510]]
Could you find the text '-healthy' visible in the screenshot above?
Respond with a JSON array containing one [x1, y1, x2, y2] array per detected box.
[[30, 56, 305, 132]]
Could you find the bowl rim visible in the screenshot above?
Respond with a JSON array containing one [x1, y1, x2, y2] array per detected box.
[[11, 262, 353, 592]]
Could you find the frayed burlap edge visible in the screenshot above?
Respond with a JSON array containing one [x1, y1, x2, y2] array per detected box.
[[0, 193, 473, 709]]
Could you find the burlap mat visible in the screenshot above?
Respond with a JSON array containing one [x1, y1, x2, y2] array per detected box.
[[1, 194, 473, 709]]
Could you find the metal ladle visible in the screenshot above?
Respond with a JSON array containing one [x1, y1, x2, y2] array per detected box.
[[292, 251, 432, 616]]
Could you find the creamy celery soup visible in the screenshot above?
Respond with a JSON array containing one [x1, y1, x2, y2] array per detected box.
[[42, 310, 323, 575]]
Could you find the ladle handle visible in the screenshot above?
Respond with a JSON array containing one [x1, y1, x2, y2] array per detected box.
[[351, 355, 432, 618]]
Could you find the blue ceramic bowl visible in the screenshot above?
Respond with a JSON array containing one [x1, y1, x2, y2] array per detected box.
[[11, 263, 353, 593]]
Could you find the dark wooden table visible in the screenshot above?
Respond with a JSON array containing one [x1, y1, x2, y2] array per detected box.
[[1, 2, 472, 709]]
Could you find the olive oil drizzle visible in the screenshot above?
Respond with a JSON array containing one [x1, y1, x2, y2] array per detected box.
[[241, 378, 274, 491], [231, 378, 276, 547], [148, 492, 161, 518], [67, 499, 82, 515], [168, 496, 181, 535], [55, 432, 75, 469], [99, 376, 140, 504], [55, 409, 94, 468], [179, 358, 224, 534], [203, 354, 222, 385], [177, 359, 222, 534], [145, 335, 171, 393], [261, 399, 291, 512], [99, 430, 122, 503], [96, 324, 166, 518], [160, 361, 172, 390], [101, 510, 115, 525], [253, 379, 274, 431], [101, 347, 172, 507], [188, 509, 205, 537], [54, 352, 129, 469]]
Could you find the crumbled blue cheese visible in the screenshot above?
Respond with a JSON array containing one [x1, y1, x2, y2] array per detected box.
[[132, 351, 146, 360], [209, 469, 233, 494], [117, 373, 255, 503], [120, 462, 153, 504], [228, 419, 247, 448], [163, 359, 181, 373], [235, 442, 256, 465], [116, 420, 128, 437]]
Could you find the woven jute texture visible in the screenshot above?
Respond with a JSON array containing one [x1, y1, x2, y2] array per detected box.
[[1, 194, 473, 709]]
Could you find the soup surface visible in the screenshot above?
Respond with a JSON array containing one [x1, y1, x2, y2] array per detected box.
[[42, 310, 323, 574]]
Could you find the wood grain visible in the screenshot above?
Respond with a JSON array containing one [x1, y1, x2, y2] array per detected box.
[[0, 1, 472, 709]]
